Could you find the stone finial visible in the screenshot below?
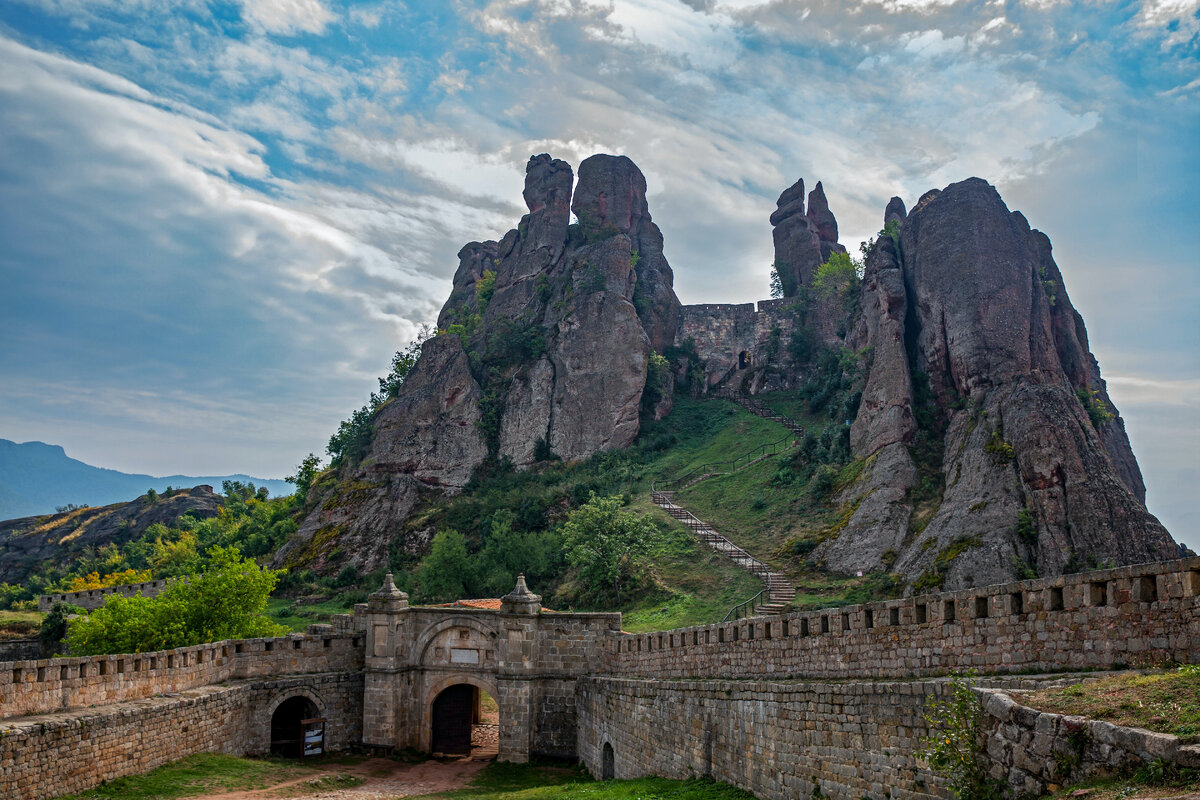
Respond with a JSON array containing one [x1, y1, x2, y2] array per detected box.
[[500, 573, 542, 614], [368, 572, 408, 612]]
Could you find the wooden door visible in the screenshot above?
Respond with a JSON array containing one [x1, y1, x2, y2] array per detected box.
[[432, 684, 473, 755]]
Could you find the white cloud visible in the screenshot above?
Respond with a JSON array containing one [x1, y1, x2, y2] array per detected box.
[[901, 28, 967, 56], [238, 0, 336, 36], [1134, 0, 1200, 47]]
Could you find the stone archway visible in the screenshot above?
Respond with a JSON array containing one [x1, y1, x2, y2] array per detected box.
[[602, 741, 615, 779], [421, 673, 501, 756], [262, 688, 327, 757], [270, 695, 318, 757]]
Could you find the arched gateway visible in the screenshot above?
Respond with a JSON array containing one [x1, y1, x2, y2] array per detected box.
[[361, 574, 620, 763]]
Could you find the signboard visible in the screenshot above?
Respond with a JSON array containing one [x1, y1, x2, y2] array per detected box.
[[450, 648, 479, 664], [301, 718, 325, 757]]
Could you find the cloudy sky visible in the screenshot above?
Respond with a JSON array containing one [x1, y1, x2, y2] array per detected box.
[[0, 0, 1196, 547]]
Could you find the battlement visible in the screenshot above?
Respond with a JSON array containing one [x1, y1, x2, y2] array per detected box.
[[610, 556, 1200, 679], [39, 578, 173, 612], [0, 627, 365, 718]]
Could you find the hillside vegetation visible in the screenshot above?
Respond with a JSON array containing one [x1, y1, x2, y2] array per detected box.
[[1, 388, 898, 634]]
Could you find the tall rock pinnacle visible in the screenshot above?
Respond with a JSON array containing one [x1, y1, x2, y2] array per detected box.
[[279, 154, 681, 574]]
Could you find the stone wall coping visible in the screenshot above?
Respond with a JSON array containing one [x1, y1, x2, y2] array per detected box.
[[579, 674, 1073, 695], [403, 605, 621, 622], [980, 686, 1200, 771], [1, 631, 362, 672]]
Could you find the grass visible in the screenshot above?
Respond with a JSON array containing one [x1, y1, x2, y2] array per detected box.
[[1020, 665, 1200, 741], [0, 608, 44, 639], [51, 753, 319, 800], [265, 597, 356, 633], [617, 500, 763, 633], [418, 760, 756, 800]]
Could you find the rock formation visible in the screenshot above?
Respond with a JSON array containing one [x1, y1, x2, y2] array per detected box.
[[819, 177, 1178, 589], [769, 178, 847, 298], [281, 154, 680, 573]]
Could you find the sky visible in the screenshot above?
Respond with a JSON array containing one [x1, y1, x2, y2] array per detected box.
[[0, 0, 1196, 549]]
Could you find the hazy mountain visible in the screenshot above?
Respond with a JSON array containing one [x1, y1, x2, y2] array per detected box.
[[0, 439, 293, 520]]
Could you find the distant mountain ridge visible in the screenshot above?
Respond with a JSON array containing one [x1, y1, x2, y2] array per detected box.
[[0, 439, 293, 520]]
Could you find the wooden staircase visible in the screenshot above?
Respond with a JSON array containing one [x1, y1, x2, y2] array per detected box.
[[650, 492, 795, 618], [649, 389, 810, 619]]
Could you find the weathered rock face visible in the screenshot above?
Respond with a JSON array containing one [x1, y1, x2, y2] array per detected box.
[[287, 154, 679, 573], [820, 177, 1178, 589], [572, 154, 681, 352], [769, 178, 848, 300]]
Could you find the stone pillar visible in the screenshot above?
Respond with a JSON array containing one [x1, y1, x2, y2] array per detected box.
[[497, 575, 541, 763], [362, 573, 409, 749]]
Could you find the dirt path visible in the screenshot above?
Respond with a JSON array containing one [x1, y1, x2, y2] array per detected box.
[[210, 756, 491, 800]]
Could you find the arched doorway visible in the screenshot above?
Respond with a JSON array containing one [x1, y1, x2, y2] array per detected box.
[[738, 350, 750, 369], [602, 742, 615, 779], [270, 695, 318, 757], [431, 683, 499, 758]]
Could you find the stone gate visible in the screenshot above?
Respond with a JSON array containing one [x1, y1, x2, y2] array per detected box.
[[361, 574, 619, 762]]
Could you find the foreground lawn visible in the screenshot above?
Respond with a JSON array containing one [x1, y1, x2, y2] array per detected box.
[[51, 753, 323, 799], [421, 761, 756, 800], [1020, 665, 1200, 740]]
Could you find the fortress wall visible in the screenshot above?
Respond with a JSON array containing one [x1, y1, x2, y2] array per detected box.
[[0, 672, 363, 800], [39, 579, 172, 612], [611, 558, 1200, 679], [0, 631, 364, 718], [578, 676, 1200, 800], [678, 301, 797, 387], [578, 676, 954, 800]]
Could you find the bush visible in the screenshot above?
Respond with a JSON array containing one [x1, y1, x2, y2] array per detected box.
[[918, 672, 1003, 800], [417, 529, 474, 603], [64, 547, 284, 655]]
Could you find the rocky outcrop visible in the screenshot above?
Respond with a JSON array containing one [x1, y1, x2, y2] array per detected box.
[[819, 178, 1178, 589], [0, 487, 223, 584], [287, 154, 680, 573], [572, 154, 680, 352], [769, 177, 848, 299]]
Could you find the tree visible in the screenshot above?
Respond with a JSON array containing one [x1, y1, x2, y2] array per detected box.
[[378, 324, 434, 401], [286, 453, 323, 504], [63, 546, 284, 655], [329, 325, 435, 468], [560, 493, 656, 607], [769, 262, 784, 298], [813, 251, 861, 300], [417, 529, 474, 602], [476, 510, 562, 596]]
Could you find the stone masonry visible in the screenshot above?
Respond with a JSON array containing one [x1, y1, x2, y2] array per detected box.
[[2, 560, 1198, 800]]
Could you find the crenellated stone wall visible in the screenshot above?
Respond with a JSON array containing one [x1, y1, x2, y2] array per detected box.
[[609, 557, 1200, 680], [39, 578, 173, 612], [678, 300, 800, 391], [0, 629, 364, 718], [3, 559, 1199, 800]]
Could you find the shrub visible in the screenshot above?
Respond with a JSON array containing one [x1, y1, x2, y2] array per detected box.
[[918, 672, 1003, 800], [64, 547, 284, 655], [560, 493, 655, 607], [1076, 387, 1115, 429]]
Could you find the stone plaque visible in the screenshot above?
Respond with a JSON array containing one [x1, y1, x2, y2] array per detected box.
[[450, 648, 479, 664]]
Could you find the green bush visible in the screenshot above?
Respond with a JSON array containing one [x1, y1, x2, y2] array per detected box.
[[918, 672, 1004, 800], [560, 494, 655, 608], [64, 547, 285, 655]]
